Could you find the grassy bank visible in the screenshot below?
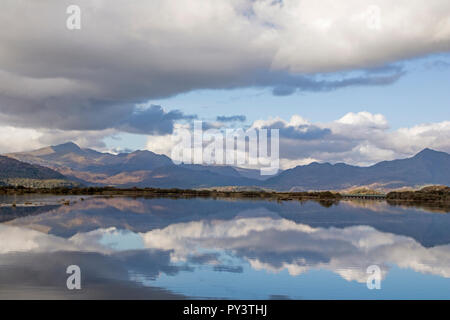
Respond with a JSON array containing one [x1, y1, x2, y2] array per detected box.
[[1, 185, 449, 206], [0, 186, 341, 202], [387, 186, 450, 202]]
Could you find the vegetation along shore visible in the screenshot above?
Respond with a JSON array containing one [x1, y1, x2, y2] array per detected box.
[[0, 185, 449, 205]]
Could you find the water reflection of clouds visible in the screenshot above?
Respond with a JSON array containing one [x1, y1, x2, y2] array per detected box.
[[0, 224, 185, 299], [0, 224, 111, 254], [139, 217, 450, 283], [3, 196, 450, 290], [5, 214, 450, 285], [0, 250, 184, 299]]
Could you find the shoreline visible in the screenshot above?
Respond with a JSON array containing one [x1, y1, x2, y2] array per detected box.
[[0, 186, 341, 202], [0, 186, 449, 204]]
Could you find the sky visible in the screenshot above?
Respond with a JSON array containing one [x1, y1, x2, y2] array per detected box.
[[151, 56, 450, 127], [1, 0, 450, 168]]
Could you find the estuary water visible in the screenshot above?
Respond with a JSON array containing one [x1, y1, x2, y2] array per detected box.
[[0, 195, 450, 299]]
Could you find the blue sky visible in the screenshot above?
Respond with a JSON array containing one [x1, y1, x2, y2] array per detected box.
[[144, 55, 450, 127], [105, 54, 450, 153]]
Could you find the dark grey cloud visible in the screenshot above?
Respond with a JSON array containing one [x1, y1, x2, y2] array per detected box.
[[0, 0, 447, 134], [0, 96, 195, 134], [279, 126, 331, 140], [188, 253, 220, 264], [120, 105, 197, 135], [268, 70, 405, 96], [425, 60, 450, 69], [363, 64, 404, 75], [259, 121, 332, 140], [216, 115, 247, 122], [272, 86, 296, 96], [213, 265, 244, 273]]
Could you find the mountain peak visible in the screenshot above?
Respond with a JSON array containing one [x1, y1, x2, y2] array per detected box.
[[418, 148, 434, 154], [51, 142, 82, 153], [413, 148, 448, 159]]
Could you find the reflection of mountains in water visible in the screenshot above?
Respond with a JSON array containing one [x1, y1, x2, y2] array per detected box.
[[5, 197, 450, 248], [0, 205, 60, 223]]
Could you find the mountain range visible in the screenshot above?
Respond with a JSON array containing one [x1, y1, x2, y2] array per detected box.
[[4, 142, 450, 191], [6, 142, 259, 189], [264, 148, 450, 191]]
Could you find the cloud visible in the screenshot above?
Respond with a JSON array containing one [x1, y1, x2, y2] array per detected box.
[[253, 116, 332, 140], [247, 112, 450, 167], [119, 105, 196, 135], [0, 0, 448, 133], [139, 215, 450, 282], [145, 111, 450, 169], [0, 95, 194, 135], [216, 115, 247, 122], [335, 112, 388, 128], [268, 70, 405, 96], [0, 103, 196, 153], [0, 125, 116, 153], [424, 56, 450, 69]]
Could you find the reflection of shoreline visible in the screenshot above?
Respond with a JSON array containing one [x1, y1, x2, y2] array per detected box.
[[5, 196, 450, 247], [0, 204, 61, 224], [341, 199, 450, 214], [385, 199, 450, 213], [2, 197, 449, 214]]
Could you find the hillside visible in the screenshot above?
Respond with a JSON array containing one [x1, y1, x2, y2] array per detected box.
[[0, 155, 75, 187], [6, 142, 262, 188], [0, 156, 66, 180]]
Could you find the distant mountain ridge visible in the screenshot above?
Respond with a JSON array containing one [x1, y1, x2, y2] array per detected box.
[[5, 143, 450, 190], [6, 142, 261, 188], [8, 142, 173, 173], [263, 148, 450, 191]]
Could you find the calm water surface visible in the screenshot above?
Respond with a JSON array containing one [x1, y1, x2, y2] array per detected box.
[[0, 195, 450, 299]]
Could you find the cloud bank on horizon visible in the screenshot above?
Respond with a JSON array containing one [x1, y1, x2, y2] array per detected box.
[[145, 111, 450, 168], [0, 0, 449, 166]]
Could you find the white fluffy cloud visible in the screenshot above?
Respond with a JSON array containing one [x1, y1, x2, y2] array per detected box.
[[252, 112, 450, 167], [0, 126, 115, 153], [146, 111, 450, 168], [260, 0, 450, 72]]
